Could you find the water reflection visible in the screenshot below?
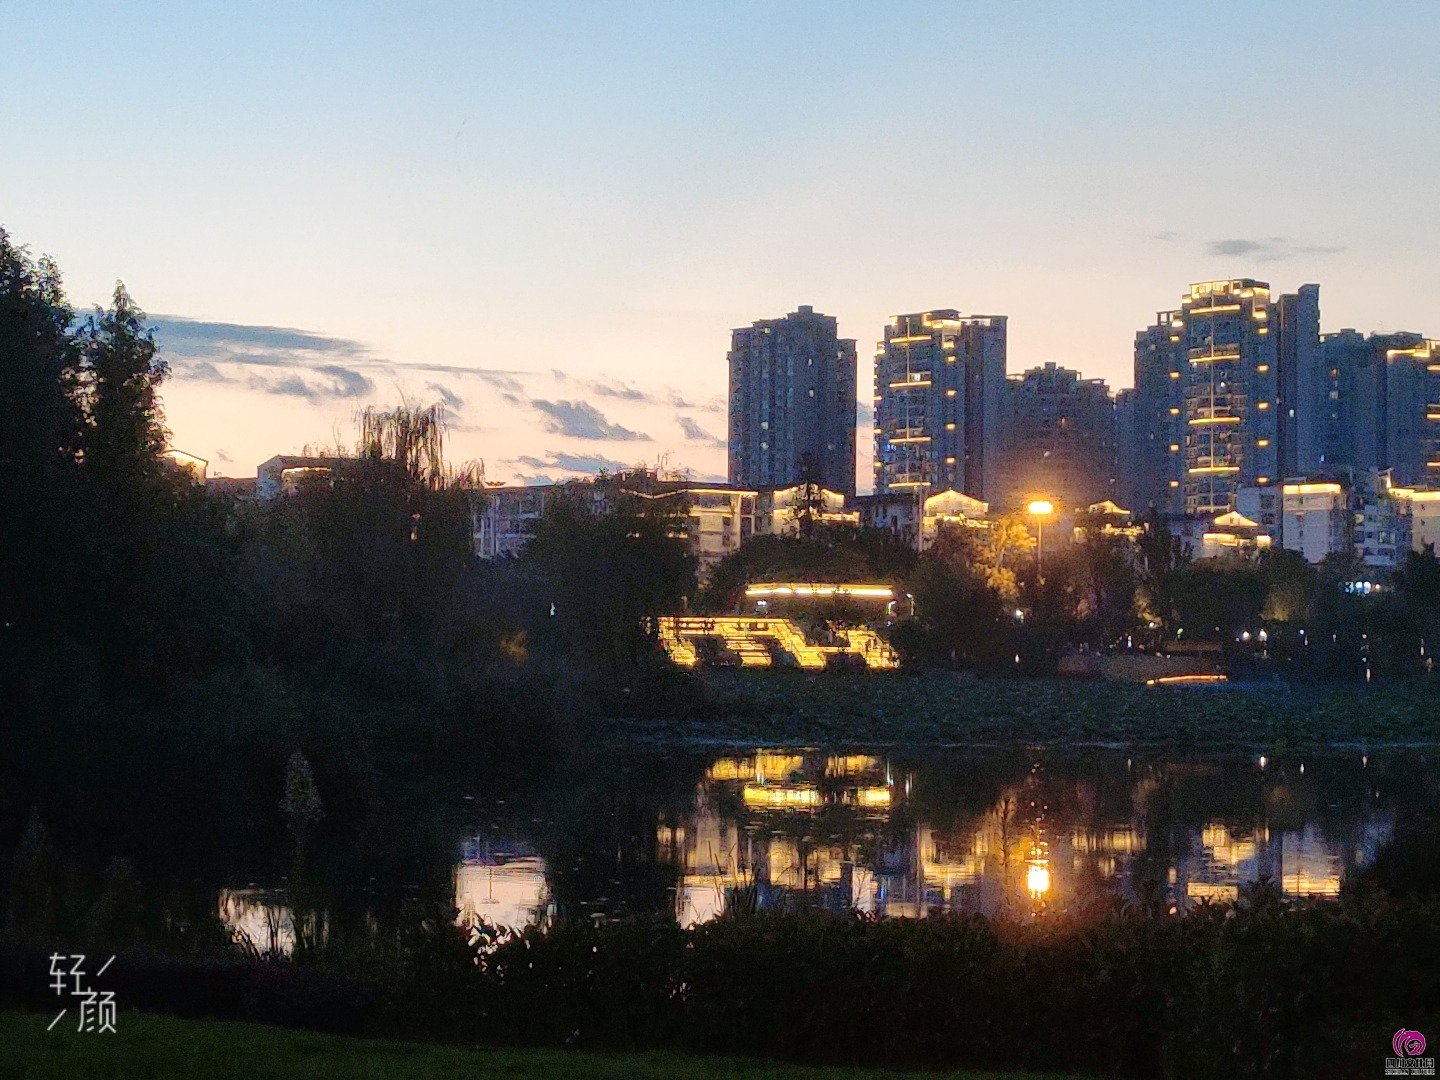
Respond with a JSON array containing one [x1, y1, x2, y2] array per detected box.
[[657, 749, 1396, 924], [218, 888, 327, 956], [220, 746, 1407, 946], [454, 839, 553, 935]]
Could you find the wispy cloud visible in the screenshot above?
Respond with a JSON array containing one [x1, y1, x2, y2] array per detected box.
[[512, 451, 634, 474], [248, 364, 374, 401], [588, 377, 650, 402], [677, 415, 724, 448], [426, 382, 464, 410], [531, 399, 651, 441], [1206, 237, 1345, 262]]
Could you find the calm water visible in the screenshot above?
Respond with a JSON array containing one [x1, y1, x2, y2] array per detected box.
[[219, 744, 1417, 953]]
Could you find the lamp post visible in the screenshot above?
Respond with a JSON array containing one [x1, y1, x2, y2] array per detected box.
[[1026, 500, 1054, 585]]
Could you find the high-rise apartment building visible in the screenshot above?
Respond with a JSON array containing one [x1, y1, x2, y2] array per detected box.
[[873, 310, 1006, 500], [1316, 330, 1440, 487], [1000, 362, 1116, 511], [728, 306, 857, 497], [1275, 284, 1321, 475], [1131, 280, 1321, 529]]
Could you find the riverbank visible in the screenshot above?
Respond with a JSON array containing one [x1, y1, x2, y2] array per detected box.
[[0, 1011, 1086, 1080], [615, 671, 1440, 749]]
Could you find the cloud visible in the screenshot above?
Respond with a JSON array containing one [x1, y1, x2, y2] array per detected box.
[[512, 451, 633, 474], [151, 316, 368, 366], [531, 399, 651, 441], [587, 377, 650, 402], [426, 382, 464, 410], [677, 415, 725, 448], [248, 363, 374, 401], [1150, 230, 1182, 242], [174, 360, 232, 383], [1205, 237, 1345, 262]]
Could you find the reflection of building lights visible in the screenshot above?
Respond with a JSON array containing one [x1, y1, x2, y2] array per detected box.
[[1026, 861, 1051, 897], [742, 784, 820, 809]]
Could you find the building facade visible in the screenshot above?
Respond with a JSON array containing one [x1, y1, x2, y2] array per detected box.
[[1314, 330, 1440, 487], [1000, 362, 1116, 512], [728, 305, 857, 498], [1131, 280, 1320, 531], [873, 310, 1006, 501]]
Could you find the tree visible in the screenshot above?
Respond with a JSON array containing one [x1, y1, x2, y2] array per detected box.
[[79, 283, 170, 493], [522, 483, 695, 668], [0, 231, 88, 663]]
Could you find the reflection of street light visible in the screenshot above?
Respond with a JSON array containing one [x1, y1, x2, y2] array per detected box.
[[1026, 860, 1051, 897], [1026, 500, 1054, 583]]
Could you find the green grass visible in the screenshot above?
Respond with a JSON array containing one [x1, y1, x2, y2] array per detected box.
[[0, 1011, 1090, 1080], [620, 670, 1440, 749]]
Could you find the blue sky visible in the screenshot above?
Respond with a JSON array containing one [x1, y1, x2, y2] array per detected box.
[[3, 1, 1437, 487]]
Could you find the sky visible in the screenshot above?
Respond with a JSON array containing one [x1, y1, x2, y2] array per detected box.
[[3, 1, 1437, 488]]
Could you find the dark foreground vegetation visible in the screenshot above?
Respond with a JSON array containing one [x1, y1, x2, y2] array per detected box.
[[3, 880, 1439, 1080], [0, 1012, 1081, 1080]]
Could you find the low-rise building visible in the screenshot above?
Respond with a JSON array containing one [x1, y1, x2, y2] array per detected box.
[[1197, 511, 1272, 559], [856, 488, 990, 551], [1281, 482, 1349, 564], [257, 455, 345, 499]]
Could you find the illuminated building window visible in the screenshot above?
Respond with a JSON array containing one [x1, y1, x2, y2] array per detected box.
[[1257, 438, 1269, 447], [946, 389, 958, 398], [1257, 401, 1269, 410]]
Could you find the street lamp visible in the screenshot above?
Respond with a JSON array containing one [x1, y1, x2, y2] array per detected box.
[[1026, 499, 1054, 584]]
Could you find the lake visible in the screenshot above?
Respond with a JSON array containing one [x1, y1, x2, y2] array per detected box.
[[217, 743, 1415, 953]]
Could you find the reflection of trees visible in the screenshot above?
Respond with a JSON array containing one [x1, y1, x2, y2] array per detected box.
[[534, 750, 705, 921]]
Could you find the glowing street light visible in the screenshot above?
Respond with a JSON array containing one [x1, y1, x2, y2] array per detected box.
[[1026, 499, 1054, 584]]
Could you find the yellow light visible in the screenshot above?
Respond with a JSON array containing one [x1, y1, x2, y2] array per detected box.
[[1283, 483, 1342, 495], [1026, 500, 1054, 516], [1169, 370, 1180, 378], [1188, 466, 1240, 474], [1257, 364, 1270, 373], [1256, 438, 1270, 447], [945, 389, 958, 398], [742, 785, 820, 809], [1026, 862, 1051, 897], [1188, 416, 1241, 425], [1257, 401, 1270, 410], [744, 583, 895, 599], [1147, 674, 1229, 687]]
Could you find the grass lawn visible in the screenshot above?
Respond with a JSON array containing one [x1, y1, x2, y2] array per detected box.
[[619, 670, 1440, 749], [0, 1010, 1092, 1080]]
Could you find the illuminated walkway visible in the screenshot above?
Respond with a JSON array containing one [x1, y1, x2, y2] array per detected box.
[[655, 616, 899, 670]]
